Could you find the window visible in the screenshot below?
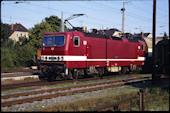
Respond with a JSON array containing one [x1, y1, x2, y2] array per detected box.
[[43, 36, 53, 46], [42, 35, 65, 46], [74, 36, 80, 47], [54, 36, 65, 46], [142, 44, 145, 51]]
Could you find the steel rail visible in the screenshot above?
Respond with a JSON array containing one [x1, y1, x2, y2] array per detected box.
[[1, 76, 151, 99], [1, 74, 149, 91], [1, 76, 151, 107]]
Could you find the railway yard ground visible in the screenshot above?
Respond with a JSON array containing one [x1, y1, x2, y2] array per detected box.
[[1, 68, 169, 112]]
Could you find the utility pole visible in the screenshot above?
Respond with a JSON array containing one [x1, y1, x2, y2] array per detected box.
[[121, 2, 128, 33], [152, 0, 157, 84], [61, 11, 64, 32]]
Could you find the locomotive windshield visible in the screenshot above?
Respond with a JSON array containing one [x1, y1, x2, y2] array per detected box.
[[43, 36, 65, 46]]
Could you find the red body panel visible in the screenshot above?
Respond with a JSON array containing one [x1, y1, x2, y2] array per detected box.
[[41, 31, 146, 69]]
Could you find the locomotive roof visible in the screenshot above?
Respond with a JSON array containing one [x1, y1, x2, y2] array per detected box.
[[43, 31, 144, 43], [81, 31, 144, 43], [81, 31, 110, 39]]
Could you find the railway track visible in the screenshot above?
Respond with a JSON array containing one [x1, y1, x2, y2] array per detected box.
[[1, 74, 148, 91], [1, 76, 152, 107]]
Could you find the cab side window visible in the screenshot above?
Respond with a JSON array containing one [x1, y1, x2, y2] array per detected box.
[[142, 44, 145, 51], [74, 36, 80, 47]]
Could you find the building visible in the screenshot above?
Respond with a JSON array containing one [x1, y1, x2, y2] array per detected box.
[[9, 23, 29, 42]]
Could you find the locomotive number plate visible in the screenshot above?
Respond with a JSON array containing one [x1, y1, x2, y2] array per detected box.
[[49, 57, 56, 60]]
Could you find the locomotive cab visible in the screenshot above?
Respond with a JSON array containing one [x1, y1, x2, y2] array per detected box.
[[39, 32, 87, 81], [40, 33, 68, 81]]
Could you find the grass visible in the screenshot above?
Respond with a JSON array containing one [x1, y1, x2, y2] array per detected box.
[[41, 74, 151, 89], [146, 96, 169, 111], [126, 87, 169, 111]]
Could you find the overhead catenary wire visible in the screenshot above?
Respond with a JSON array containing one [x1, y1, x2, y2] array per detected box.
[[3, 2, 123, 30], [91, 1, 168, 25], [2, 1, 168, 35]]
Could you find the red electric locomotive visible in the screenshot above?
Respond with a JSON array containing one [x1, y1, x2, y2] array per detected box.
[[39, 30, 146, 81]]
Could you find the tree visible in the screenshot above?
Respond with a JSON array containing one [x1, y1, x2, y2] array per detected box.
[[163, 32, 168, 39], [1, 22, 11, 46], [15, 43, 36, 67], [1, 16, 63, 69], [18, 36, 29, 46], [28, 15, 64, 49], [1, 47, 16, 69], [28, 20, 55, 49], [45, 15, 61, 32]]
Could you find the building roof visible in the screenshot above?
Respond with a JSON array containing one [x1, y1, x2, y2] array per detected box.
[[134, 32, 151, 37], [11, 23, 28, 34], [143, 33, 151, 37], [156, 37, 163, 40]]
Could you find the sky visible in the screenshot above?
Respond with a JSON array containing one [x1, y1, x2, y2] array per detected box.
[[1, 0, 169, 37]]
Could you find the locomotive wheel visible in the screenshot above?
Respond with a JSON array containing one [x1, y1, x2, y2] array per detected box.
[[47, 77, 53, 82], [120, 67, 128, 75], [134, 66, 142, 74], [98, 68, 104, 77], [38, 74, 46, 81], [79, 69, 84, 78], [73, 69, 79, 79], [56, 74, 65, 81], [42, 66, 56, 82], [73, 69, 84, 79], [91, 73, 99, 78], [66, 69, 73, 80]]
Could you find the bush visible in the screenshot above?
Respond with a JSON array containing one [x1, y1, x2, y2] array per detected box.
[[1, 47, 16, 69], [16, 44, 36, 67], [1, 39, 36, 69]]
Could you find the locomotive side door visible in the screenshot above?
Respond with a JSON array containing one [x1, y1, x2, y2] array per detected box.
[[85, 37, 91, 68]]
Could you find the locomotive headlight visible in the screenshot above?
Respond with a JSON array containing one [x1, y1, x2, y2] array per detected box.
[[57, 56, 60, 61], [41, 56, 44, 60], [45, 57, 47, 60], [61, 56, 64, 61]]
